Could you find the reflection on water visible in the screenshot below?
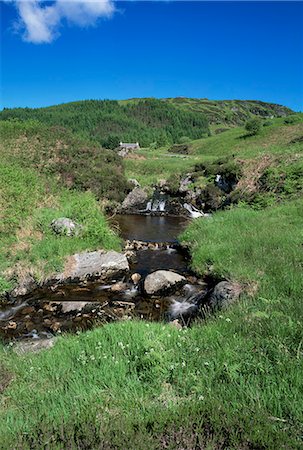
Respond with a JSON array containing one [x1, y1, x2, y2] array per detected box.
[[111, 214, 188, 242], [132, 248, 189, 278]]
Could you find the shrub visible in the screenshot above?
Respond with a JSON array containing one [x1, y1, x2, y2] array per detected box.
[[263, 120, 273, 127], [168, 143, 190, 155], [178, 136, 191, 144], [245, 118, 262, 136], [201, 184, 224, 211]]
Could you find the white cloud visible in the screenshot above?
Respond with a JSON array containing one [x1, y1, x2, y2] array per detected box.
[[10, 1, 116, 44]]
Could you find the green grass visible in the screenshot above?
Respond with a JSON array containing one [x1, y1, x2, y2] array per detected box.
[[191, 114, 303, 161], [1, 201, 302, 448], [0, 122, 121, 296], [181, 199, 303, 295], [124, 147, 200, 187]]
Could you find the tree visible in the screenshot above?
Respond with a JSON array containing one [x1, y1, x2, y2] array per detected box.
[[245, 118, 262, 136]]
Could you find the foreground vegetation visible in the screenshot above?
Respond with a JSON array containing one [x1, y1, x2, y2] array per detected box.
[[0, 102, 302, 448], [1, 199, 302, 448]]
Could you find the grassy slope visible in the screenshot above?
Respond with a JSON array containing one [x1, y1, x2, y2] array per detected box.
[[1, 115, 303, 449], [0, 121, 120, 295], [122, 97, 293, 126], [125, 115, 303, 188]]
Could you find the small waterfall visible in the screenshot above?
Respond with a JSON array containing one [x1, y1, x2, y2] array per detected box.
[[169, 299, 198, 320], [145, 194, 167, 213], [215, 173, 236, 193], [159, 200, 166, 212], [0, 301, 28, 321], [146, 201, 152, 211], [152, 199, 160, 211], [183, 203, 204, 218]]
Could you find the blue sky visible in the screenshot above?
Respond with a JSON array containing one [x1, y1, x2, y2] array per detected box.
[[1, 1, 303, 110]]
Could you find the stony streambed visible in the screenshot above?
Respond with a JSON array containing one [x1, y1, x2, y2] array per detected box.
[[0, 215, 239, 346]]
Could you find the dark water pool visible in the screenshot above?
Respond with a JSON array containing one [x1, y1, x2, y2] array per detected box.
[[132, 248, 190, 278], [111, 214, 188, 243]]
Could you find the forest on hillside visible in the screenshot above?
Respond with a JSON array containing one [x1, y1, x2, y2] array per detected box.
[[0, 99, 210, 148]]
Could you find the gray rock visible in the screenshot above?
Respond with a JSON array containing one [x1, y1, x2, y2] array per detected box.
[[9, 275, 36, 299], [179, 175, 193, 193], [51, 218, 81, 237], [60, 302, 88, 314], [128, 178, 140, 188], [57, 250, 129, 283], [208, 281, 241, 310], [144, 270, 186, 295], [122, 188, 148, 210], [131, 273, 141, 285], [158, 179, 168, 190], [13, 338, 56, 355]]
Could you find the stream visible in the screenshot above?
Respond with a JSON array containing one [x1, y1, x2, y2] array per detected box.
[[0, 214, 207, 341]]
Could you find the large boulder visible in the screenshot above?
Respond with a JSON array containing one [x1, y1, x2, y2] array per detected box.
[[122, 188, 148, 210], [144, 270, 186, 296], [208, 281, 241, 310], [51, 218, 81, 237], [56, 250, 129, 283], [9, 274, 36, 299]]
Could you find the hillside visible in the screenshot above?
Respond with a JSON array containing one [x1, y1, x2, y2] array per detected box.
[[125, 114, 303, 205], [165, 97, 294, 126], [1, 98, 292, 151], [121, 97, 294, 127], [0, 99, 209, 149]]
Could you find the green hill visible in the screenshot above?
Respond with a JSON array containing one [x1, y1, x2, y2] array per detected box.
[[166, 97, 294, 125], [0, 98, 210, 148], [123, 97, 294, 127]]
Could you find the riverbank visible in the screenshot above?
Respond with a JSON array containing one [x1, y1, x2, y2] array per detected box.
[[1, 199, 303, 449]]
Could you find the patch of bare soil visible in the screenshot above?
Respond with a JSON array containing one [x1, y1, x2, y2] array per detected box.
[[0, 364, 13, 394], [125, 153, 146, 160], [10, 223, 43, 256], [236, 155, 274, 194], [62, 254, 77, 279]]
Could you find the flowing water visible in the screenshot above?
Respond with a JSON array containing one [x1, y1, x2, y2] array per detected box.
[[0, 215, 206, 341]]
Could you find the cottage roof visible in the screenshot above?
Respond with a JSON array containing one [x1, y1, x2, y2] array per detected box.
[[119, 142, 139, 149]]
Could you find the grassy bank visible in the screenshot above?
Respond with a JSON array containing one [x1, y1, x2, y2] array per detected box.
[[1, 199, 302, 449], [0, 121, 121, 295], [125, 115, 303, 192]]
